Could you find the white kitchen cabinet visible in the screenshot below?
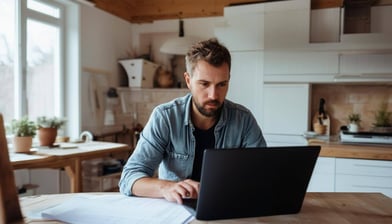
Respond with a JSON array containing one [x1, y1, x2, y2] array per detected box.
[[310, 8, 341, 43], [214, 3, 264, 51], [339, 53, 392, 75], [307, 157, 336, 192], [263, 0, 310, 49], [307, 157, 392, 197], [227, 51, 264, 126], [339, 6, 392, 50], [262, 83, 310, 146], [335, 158, 392, 198], [216, 0, 310, 51], [334, 53, 392, 82], [262, 84, 310, 144], [264, 51, 339, 76]]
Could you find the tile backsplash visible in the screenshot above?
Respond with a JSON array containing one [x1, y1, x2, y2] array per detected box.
[[114, 85, 391, 138], [117, 88, 189, 127], [311, 84, 392, 135]]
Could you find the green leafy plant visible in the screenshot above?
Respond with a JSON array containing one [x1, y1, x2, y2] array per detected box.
[[348, 113, 361, 123], [11, 117, 37, 137], [373, 103, 392, 127], [36, 116, 67, 129]]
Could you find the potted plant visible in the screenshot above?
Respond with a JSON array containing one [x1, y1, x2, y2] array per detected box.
[[347, 113, 361, 132], [372, 102, 392, 133], [10, 117, 37, 153], [36, 116, 66, 146]]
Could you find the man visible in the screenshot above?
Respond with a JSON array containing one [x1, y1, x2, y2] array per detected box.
[[119, 38, 266, 204]]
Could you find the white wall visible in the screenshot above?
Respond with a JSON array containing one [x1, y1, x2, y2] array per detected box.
[[78, 7, 226, 88], [80, 4, 134, 87]]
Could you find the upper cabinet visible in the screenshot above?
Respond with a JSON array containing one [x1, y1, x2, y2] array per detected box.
[[263, 0, 310, 49], [264, 51, 339, 74], [215, 0, 392, 84], [310, 5, 392, 51], [340, 53, 392, 74], [335, 53, 392, 82], [310, 8, 341, 43], [214, 3, 265, 51], [214, 0, 310, 51], [263, 1, 392, 82]]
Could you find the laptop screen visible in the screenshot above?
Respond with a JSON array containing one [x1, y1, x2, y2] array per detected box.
[[192, 146, 321, 220]]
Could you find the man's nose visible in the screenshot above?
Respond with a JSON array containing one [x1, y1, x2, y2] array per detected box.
[[208, 86, 218, 99]]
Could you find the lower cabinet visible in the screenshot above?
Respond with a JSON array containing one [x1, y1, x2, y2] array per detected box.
[[308, 157, 392, 198], [308, 157, 335, 192], [335, 158, 392, 198]]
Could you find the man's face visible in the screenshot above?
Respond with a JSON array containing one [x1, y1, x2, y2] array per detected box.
[[184, 60, 230, 118]]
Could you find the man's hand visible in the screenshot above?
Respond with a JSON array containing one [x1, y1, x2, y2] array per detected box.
[[132, 178, 200, 204], [161, 179, 200, 204]]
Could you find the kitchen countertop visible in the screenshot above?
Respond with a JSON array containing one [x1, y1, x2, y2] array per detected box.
[[309, 140, 392, 161]]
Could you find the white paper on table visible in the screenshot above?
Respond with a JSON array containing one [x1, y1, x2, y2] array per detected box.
[[40, 194, 195, 224]]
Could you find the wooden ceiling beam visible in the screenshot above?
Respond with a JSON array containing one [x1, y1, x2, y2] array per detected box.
[[311, 0, 343, 9], [89, 0, 278, 23], [87, 0, 392, 23]]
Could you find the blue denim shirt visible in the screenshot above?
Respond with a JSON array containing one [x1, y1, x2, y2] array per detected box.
[[119, 93, 266, 196]]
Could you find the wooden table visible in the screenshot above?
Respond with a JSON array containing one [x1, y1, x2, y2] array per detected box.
[[19, 192, 392, 223], [10, 141, 131, 193]]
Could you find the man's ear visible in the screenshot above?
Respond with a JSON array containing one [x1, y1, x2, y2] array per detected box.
[[184, 72, 191, 89]]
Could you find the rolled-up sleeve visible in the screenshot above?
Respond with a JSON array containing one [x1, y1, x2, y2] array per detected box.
[[118, 107, 169, 196]]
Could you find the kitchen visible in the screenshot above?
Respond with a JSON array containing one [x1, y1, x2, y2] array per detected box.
[[115, 0, 392, 198], [3, 0, 392, 199]]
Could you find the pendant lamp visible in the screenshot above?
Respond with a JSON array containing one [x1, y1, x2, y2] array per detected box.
[[160, 20, 201, 55]]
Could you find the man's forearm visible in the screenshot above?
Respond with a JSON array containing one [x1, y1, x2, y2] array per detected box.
[[132, 177, 174, 198]]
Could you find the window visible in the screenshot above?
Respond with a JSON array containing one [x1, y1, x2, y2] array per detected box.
[[0, 0, 16, 125], [0, 0, 65, 127]]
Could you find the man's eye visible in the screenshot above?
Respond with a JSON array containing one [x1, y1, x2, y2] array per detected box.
[[200, 82, 209, 87], [218, 82, 227, 87]]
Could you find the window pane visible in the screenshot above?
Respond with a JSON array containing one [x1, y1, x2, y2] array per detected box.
[[26, 19, 59, 119], [27, 0, 60, 18], [0, 0, 15, 125]]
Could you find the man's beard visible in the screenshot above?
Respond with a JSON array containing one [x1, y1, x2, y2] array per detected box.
[[195, 100, 222, 118]]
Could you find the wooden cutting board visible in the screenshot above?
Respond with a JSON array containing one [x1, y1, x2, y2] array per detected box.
[[313, 113, 330, 136], [312, 98, 330, 136]]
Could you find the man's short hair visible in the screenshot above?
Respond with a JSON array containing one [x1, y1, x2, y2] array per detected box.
[[185, 38, 231, 76]]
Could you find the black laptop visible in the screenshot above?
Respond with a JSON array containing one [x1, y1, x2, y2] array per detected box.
[[184, 145, 321, 220]]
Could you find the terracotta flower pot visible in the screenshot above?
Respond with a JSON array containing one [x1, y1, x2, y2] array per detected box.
[[38, 127, 58, 146], [13, 136, 33, 153]]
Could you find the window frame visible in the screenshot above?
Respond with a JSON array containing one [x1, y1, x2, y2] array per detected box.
[[11, 0, 81, 139], [15, 0, 65, 118]]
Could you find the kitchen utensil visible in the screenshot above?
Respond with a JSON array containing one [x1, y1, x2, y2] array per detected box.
[[313, 98, 330, 135]]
